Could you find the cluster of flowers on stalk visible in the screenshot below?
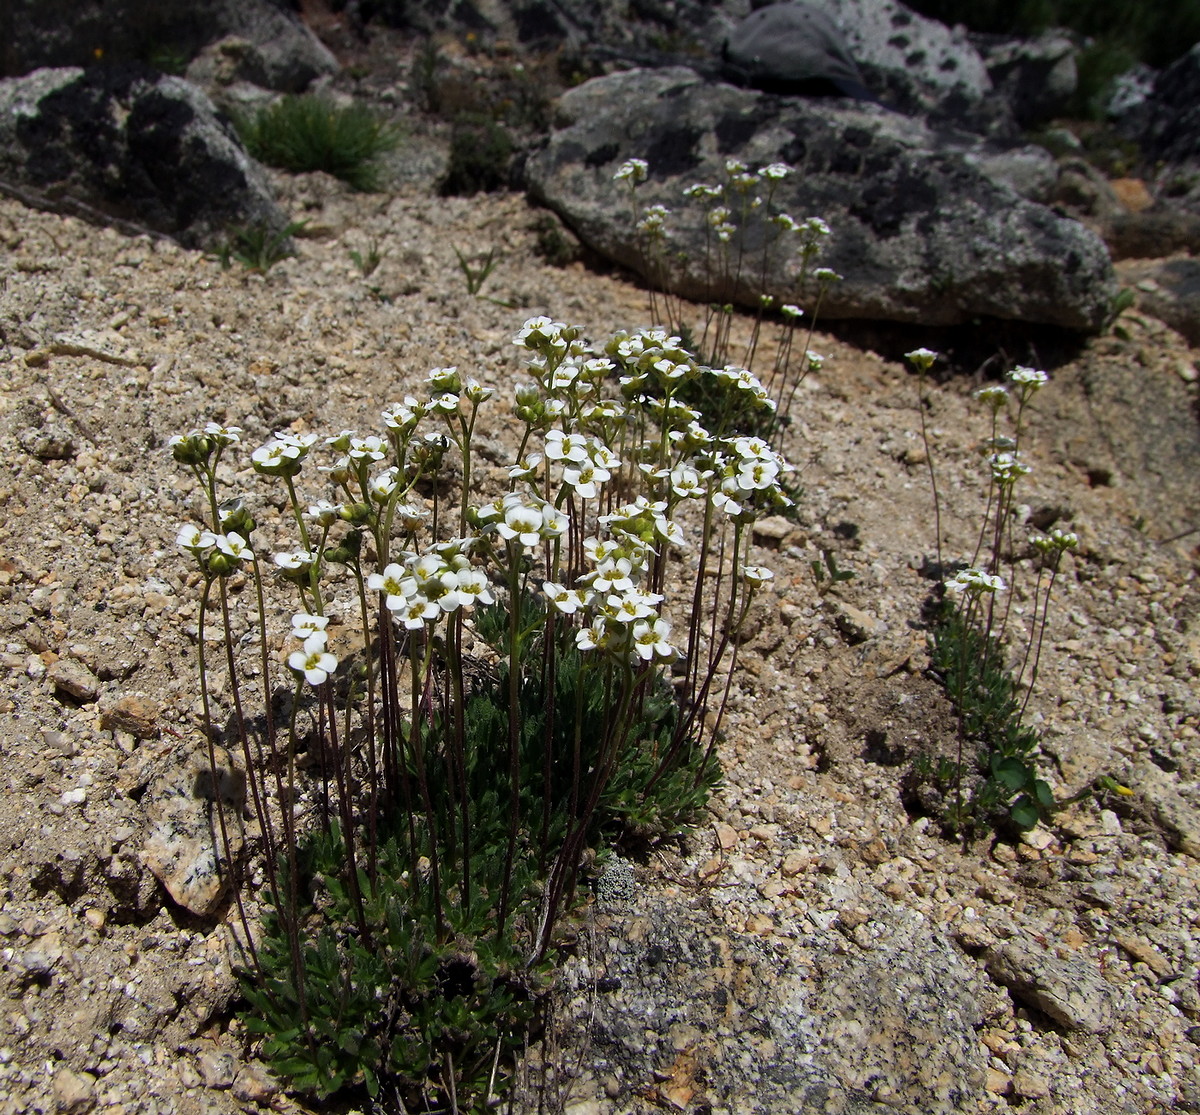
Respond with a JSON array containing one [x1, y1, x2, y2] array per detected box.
[[171, 316, 794, 689], [612, 155, 841, 414]]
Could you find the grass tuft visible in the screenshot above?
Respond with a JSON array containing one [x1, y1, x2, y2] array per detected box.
[[236, 95, 401, 192]]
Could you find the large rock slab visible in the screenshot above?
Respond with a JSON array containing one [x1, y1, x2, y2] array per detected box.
[[3, 0, 336, 92], [526, 67, 1116, 330], [0, 66, 287, 249], [553, 890, 986, 1112]]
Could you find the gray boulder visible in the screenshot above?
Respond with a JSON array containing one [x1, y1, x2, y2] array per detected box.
[[972, 30, 1079, 127], [721, 2, 872, 99], [551, 889, 986, 1112], [1139, 44, 1200, 216], [0, 66, 288, 250], [821, 0, 996, 122], [525, 68, 1117, 330], [3, 0, 336, 93]]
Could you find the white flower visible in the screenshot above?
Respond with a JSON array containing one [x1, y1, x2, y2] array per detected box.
[[368, 563, 409, 608], [545, 430, 589, 463], [760, 162, 790, 180], [203, 422, 242, 446], [743, 565, 774, 587], [496, 500, 547, 548], [613, 158, 648, 183], [508, 454, 543, 481], [562, 459, 610, 500], [216, 532, 253, 562], [290, 613, 329, 641], [780, 303, 804, 319], [605, 589, 662, 624], [1008, 366, 1048, 390], [975, 385, 1009, 410], [305, 499, 343, 526], [251, 439, 305, 475], [348, 435, 387, 462], [427, 366, 461, 392], [575, 622, 609, 652], [632, 618, 674, 661], [450, 569, 495, 608], [735, 458, 780, 492], [288, 635, 338, 686], [670, 465, 705, 499], [395, 594, 441, 630], [990, 451, 1031, 485], [905, 347, 939, 372], [274, 549, 317, 571], [394, 503, 428, 532], [176, 524, 215, 553], [382, 398, 425, 430], [543, 582, 587, 614], [945, 568, 1005, 596]]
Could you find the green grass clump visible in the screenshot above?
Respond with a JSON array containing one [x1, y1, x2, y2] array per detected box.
[[236, 95, 400, 191], [924, 597, 1051, 834]]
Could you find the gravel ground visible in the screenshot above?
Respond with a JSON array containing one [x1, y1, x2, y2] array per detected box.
[[1, 139, 1198, 1113]]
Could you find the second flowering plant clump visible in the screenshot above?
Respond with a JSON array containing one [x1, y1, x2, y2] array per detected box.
[[171, 317, 792, 1106]]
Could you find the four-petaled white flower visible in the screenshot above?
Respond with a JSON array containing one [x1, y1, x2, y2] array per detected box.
[[291, 612, 329, 640], [543, 582, 587, 614], [176, 524, 216, 553], [288, 634, 338, 686], [613, 158, 648, 184], [632, 618, 674, 661], [743, 565, 774, 587], [216, 533, 254, 562], [945, 568, 1005, 596]]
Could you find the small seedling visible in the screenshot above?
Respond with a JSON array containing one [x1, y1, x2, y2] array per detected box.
[[810, 549, 854, 587], [217, 221, 307, 273], [454, 245, 499, 297], [350, 238, 385, 278]]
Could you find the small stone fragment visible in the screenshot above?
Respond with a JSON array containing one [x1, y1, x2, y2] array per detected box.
[[715, 822, 738, 850], [99, 695, 160, 739], [197, 1048, 238, 1090], [984, 942, 1116, 1033], [140, 745, 244, 917], [1116, 933, 1174, 979], [1131, 761, 1200, 858], [48, 659, 101, 702], [751, 515, 795, 543], [232, 1061, 278, 1102], [832, 601, 882, 644], [1011, 1065, 1051, 1099], [52, 1066, 96, 1113]]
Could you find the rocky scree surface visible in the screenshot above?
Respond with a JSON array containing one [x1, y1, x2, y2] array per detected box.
[[0, 113, 1198, 1115]]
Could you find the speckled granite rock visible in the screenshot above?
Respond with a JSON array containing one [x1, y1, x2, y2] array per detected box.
[[140, 744, 244, 917], [984, 942, 1118, 1034], [552, 889, 985, 1113]]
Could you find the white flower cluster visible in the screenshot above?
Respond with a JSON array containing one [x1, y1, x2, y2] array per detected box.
[[367, 546, 496, 630], [176, 523, 255, 575], [990, 450, 1031, 486], [544, 535, 675, 663], [944, 568, 1006, 596]]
